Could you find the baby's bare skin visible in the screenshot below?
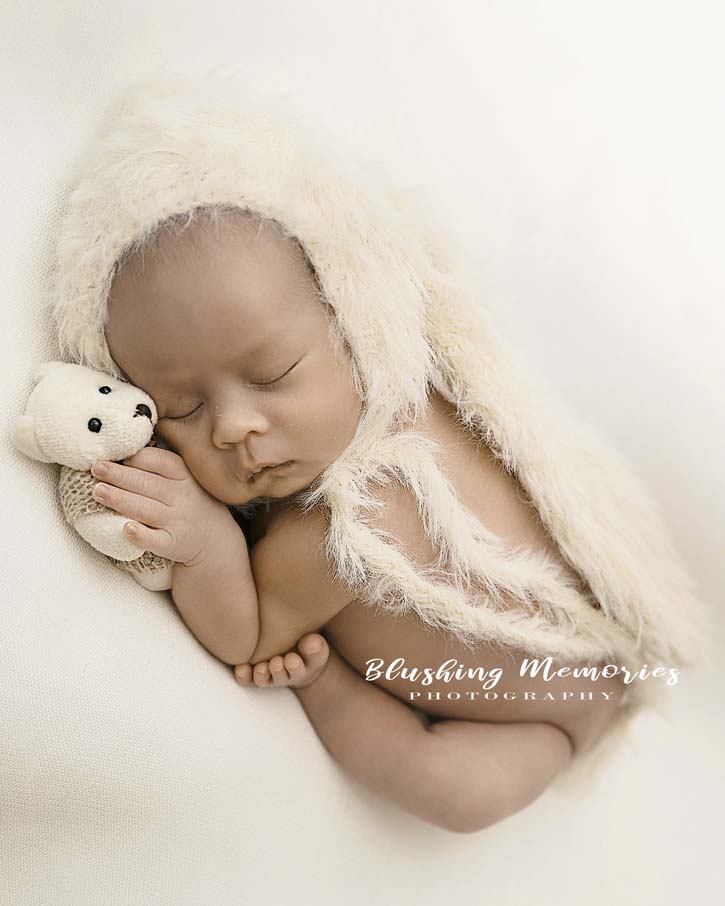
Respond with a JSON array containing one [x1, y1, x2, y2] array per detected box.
[[322, 389, 627, 756], [233, 388, 626, 832], [239, 389, 625, 751], [235, 631, 578, 834], [103, 212, 625, 833], [234, 632, 332, 689]]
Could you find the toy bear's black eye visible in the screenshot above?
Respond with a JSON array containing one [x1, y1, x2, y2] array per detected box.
[[99, 386, 112, 394], [88, 418, 102, 433]]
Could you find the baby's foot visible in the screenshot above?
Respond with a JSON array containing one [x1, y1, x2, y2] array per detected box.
[[234, 633, 331, 690]]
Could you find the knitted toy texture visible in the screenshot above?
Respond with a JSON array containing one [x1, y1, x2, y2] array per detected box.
[[11, 360, 174, 591]]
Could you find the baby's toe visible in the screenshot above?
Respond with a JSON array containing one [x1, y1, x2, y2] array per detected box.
[[234, 664, 254, 685], [284, 651, 305, 679], [269, 655, 290, 687], [297, 633, 329, 670], [253, 662, 274, 687]]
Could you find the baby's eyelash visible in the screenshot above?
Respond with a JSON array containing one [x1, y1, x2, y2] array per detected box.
[[169, 403, 203, 422], [164, 359, 302, 418], [254, 359, 300, 386]]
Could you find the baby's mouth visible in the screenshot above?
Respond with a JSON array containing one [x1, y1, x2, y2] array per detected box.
[[245, 460, 294, 483]]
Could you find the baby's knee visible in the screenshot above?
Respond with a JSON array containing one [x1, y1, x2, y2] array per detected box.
[[421, 743, 505, 834], [431, 806, 499, 835], [425, 787, 504, 835]]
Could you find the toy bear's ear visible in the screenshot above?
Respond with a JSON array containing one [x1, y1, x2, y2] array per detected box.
[[30, 361, 67, 386], [10, 415, 51, 462]]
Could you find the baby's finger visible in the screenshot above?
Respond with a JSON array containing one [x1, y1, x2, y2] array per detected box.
[[122, 446, 191, 480], [91, 460, 174, 505], [92, 482, 169, 527], [122, 521, 176, 559]]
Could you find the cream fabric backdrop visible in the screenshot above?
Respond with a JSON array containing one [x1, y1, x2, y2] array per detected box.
[[2, 2, 723, 903]]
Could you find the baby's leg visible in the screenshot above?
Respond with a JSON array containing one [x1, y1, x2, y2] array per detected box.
[[294, 647, 573, 834]]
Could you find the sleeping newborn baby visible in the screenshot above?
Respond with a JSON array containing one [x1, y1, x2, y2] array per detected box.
[[94, 207, 626, 834], [54, 72, 707, 836]]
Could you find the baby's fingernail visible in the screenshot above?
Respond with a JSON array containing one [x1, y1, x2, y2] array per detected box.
[[91, 462, 107, 475]]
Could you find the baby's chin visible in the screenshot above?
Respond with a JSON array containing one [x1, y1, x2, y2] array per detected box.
[[225, 473, 321, 507], [208, 460, 331, 509]]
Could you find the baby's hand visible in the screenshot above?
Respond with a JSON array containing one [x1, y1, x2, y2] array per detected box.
[[89, 447, 240, 567], [234, 633, 331, 690]]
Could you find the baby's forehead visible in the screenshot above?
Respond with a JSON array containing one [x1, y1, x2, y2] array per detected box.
[[111, 223, 326, 353], [106, 207, 338, 375], [117, 206, 309, 283]]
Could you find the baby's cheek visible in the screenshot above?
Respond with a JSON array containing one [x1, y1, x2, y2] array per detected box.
[[152, 423, 179, 451], [151, 430, 177, 453]]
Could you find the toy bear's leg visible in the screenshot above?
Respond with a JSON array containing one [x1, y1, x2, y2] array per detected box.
[[109, 553, 174, 591], [129, 564, 174, 592]]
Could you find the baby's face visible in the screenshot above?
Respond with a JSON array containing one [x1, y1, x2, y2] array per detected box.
[[105, 218, 363, 505]]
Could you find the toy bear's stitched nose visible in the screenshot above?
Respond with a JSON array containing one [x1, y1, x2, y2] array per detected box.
[[134, 403, 152, 420]]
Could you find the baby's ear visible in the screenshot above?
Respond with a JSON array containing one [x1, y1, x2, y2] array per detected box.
[[10, 415, 50, 462]]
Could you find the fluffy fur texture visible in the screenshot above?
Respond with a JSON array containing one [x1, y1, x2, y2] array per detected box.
[[49, 69, 712, 789]]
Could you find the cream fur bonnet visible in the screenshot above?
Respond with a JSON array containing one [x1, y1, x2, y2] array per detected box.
[[51, 69, 712, 777]]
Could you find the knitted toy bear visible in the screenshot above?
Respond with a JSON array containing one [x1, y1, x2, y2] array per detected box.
[[11, 360, 174, 591]]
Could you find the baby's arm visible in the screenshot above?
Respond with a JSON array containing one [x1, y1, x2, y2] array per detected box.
[[176, 502, 353, 666], [291, 645, 573, 834], [171, 529, 259, 665], [90, 449, 344, 667], [88, 448, 260, 665]]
